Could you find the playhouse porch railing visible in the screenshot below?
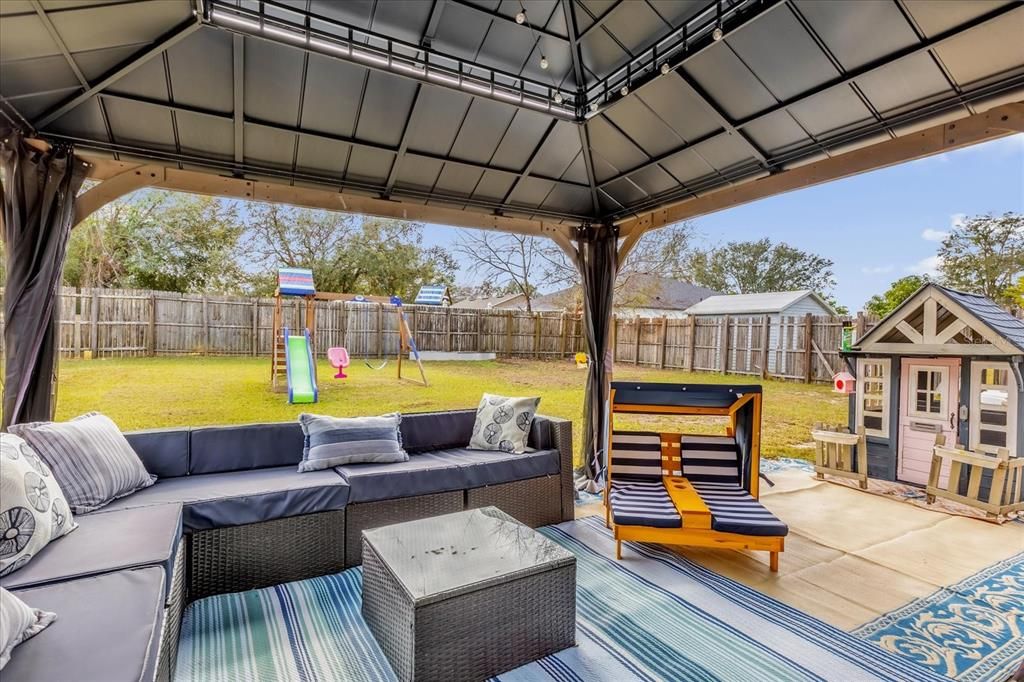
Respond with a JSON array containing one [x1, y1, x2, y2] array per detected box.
[[928, 438, 1024, 518], [811, 424, 868, 489]]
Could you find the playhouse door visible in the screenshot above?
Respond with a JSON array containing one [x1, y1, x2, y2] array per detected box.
[[898, 359, 960, 486]]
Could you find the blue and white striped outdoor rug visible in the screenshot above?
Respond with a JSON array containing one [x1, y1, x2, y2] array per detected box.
[[176, 517, 947, 681]]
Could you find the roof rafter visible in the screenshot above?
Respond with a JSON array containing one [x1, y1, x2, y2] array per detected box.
[[33, 16, 204, 129], [383, 84, 423, 197], [92, 91, 591, 193], [232, 34, 244, 166], [596, 1, 1023, 193]]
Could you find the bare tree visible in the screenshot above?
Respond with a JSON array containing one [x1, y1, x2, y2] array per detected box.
[[454, 231, 546, 312], [539, 221, 697, 306]]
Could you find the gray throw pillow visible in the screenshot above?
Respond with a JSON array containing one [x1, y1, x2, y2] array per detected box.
[[469, 394, 540, 453], [0, 434, 78, 577], [8, 413, 155, 514], [0, 587, 56, 670], [298, 413, 407, 472]]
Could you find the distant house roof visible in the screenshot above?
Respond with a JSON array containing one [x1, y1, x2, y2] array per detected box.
[[684, 290, 837, 316], [534, 275, 719, 312], [451, 294, 522, 310]]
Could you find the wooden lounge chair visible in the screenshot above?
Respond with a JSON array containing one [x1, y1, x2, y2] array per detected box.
[[605, 382, 788, 571]]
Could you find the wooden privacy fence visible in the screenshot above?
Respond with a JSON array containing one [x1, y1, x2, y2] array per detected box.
[[0, 287, 586, 361], [612, 313, 876, 383], [0, 287, 872, 383]]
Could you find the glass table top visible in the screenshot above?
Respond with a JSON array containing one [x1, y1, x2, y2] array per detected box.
[[362, 507, 575, 604]]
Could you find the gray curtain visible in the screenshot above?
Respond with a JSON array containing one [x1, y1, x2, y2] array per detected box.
[[1, 130, 87, 428], [575, 224, 618, 492]]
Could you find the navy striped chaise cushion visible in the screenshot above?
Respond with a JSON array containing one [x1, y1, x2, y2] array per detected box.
[[609, 479, 681, 528], [680, 435, 740, 484], [610, 431, 663, 480], [690, 482, 788, 536]]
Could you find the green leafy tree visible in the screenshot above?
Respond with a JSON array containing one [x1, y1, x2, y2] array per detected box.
[[864, 275, 930, 317], [63, 191, 245, 292], [245, 204, 455, 299], [937, 212, 1024, 306], [684, 238, 836, 296]]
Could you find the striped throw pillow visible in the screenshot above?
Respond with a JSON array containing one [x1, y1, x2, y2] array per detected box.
[[298, 413, 407, 472], [8, 413, 155, 514]]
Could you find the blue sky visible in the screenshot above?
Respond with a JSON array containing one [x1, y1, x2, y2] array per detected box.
[[422, 133, 1024, 312]]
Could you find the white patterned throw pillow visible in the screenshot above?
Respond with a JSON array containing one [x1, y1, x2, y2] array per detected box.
[[0, 434, 78, 577], [468, 394, 541, 454]]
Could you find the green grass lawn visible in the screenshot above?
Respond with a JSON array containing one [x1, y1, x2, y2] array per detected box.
[[54, 357, 847, 464]]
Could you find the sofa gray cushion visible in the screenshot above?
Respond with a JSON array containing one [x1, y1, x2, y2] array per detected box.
[[0, 587, 55, 671], [337, 447, 560, 503], [298, 413, 406, 472], [0, 504, 182, 598], [99, 467, 350, 531], [124, 428, 189, 478], [4, 567, 165, 682], [189, 422, 304, 474], [9, 413, 156, 513], [400, 410, 476, 453]]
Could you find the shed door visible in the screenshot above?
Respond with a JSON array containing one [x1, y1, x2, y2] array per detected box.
[[898, 359, 959, 485]]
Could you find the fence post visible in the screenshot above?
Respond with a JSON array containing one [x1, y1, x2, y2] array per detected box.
[[201, 295, 210, 355], [90, 290, 99, 359], [534, 313, 542, 359], [73, 291, 82, 358], [633, 315, 641, 365], [658, 317, 668, 369], [855, 311, 866, 342], [804, 313, 814, 383], [476, 310, 483, 353], [720, 315, 731, 373], [251, 300, 259, 356], [560, 312, 568, 358], [760, 314, 770, 379], [505, 310, 513, 356], [445, 307, 453, 353], [148, 294, 156, 356], [686, 317, 696, 371]]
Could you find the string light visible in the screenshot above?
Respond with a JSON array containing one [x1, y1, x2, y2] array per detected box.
[[515, 10, 526, 24], [712, 26, 724, 41], [620, 85, 629, 96], [660, 62, 670, 75], [553, 92, 563, 104], [540, 55, 549, 69]]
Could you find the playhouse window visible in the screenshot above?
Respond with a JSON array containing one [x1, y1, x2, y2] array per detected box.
[[970, 362, 1016, 455], [912, 369, 944, 416], [857, 358, 889, 437]]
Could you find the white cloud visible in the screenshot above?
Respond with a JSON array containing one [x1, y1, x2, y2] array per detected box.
[[921, 228, 948, 242], [949, 213, 967, 229], [907, 255, 942, 276], [861, 265, 895, 275]]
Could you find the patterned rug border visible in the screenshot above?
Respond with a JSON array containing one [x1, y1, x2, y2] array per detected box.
[[854, 551, 1024, 682]]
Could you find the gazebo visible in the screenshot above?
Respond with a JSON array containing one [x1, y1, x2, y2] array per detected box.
[[2, 0, 1022, 488]]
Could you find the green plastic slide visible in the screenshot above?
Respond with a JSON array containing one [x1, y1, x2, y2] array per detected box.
[[286, 332, 317, 404]]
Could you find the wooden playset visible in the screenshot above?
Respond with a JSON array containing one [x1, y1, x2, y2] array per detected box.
[[605, 382, 788, 571], [271, 269, 428, 398]]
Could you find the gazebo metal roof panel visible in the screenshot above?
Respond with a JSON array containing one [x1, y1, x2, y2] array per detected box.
[[1, 0, 1021, 225]]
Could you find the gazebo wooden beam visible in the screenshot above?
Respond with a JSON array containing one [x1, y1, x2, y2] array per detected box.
[[71, 153, 576, 243], [617, 102, 1024, 237]]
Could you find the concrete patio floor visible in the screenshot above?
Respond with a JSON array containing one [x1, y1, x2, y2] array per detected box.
[[580, 471, 1024, 631]]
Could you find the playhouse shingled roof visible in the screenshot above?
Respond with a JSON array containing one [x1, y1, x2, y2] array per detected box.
[[939, 286, 1024, 353]]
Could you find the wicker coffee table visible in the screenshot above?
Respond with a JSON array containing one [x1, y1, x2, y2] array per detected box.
[[361, 506, 576, 681]]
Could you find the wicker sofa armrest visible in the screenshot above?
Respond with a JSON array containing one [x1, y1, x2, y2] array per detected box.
[[532, 415, 574, 521]]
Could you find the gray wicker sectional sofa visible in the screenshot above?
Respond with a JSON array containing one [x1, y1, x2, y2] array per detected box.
[[0, 409, 573, 682]]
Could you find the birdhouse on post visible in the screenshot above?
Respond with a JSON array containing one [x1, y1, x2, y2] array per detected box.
[[833, 371, 856, 394]]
